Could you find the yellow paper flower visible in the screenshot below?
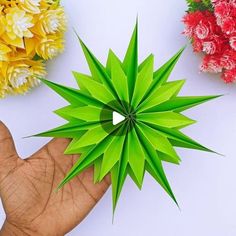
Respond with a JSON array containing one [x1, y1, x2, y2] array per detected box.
[[36, 34, 64, 60], [0, 10, 5, 36], [0, 0, 66, 98], [0, 42, 11, 61], [5, 7, 34, 40], [5, 60, 46, 94], [0, 69, 7, 98], [19, 0, 41, 14], [37, 7, 66, 35]]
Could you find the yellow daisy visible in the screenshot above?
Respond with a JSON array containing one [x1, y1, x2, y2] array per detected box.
[[35, 7, 66, 35], [28, 59, 47, 87], [0, 8, 5, 36], [0, 68, 8, 98], [5, 60, 46, 95], [19, 0, 41, 14], [5, 7, 34, 40], [36, 34, 64, 60], [0, 42, 11, 61], [0, 0, 66, 97]]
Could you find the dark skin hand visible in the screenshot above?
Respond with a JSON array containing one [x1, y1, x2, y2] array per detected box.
[[0, 122, 110, 236]]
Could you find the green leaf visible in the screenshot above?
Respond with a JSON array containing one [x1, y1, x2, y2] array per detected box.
[[137, 80, 185, 113], [145, 95, 221, 113], [78, 37, 109, 83], [99, 129, 126, 181], [54, 105, 81, 121], [186, 0, 213, 12], [34, 122, 97, 138], [137, 111, 196, 129], [128, 128, 145, 187], [132, 54, 154, 108], [137, 122, 180, 164], [72, 71, 92, 95], [140, 47, 185, 103], [78, 37, 123, 103], [111, 131, 129, 212], [110, 50, 129, 104], [64, 122, 115, 154], [127, 165, 143, 190], [76, 75, 115, 104], [111, 163, 127, 212], [40, 78, 103, 107], [138, 53, 154, 72], [157, 152, 180, 165], [77, 75, 125, 114], [153, 47, 185, 84], [58, 133, 116, 189], [94, 156, 103, 183], [123, 21, 138, 101], [67, 105, 111, 122], [135, 125, 178, 205], [106, 49, 123, 76], [150, 124, 215, 153]]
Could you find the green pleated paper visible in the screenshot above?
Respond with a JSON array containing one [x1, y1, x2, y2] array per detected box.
[[36, 22, 219, 211]]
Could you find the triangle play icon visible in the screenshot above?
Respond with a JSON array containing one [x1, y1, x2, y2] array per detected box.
[[112, 111, 125, 126]]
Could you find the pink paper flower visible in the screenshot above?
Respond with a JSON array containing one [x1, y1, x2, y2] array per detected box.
[[183, 11, 206, 37], [222, 68, 236, 83], [195, 21, 211, 39], [221, 49, 236, 70], [221, 17, 235, 35], [202, 35, 223, 54], [214, 1, 231, 19], [183, 0, 236, 83], [230, 35, 236, 49], [200, 55, 223, 73]]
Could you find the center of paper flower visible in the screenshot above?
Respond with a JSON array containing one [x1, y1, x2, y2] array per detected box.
[[100, 100, 136, 136], [126, 112, 136, 121]]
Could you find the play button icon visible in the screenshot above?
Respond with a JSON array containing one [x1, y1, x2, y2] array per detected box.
[[112, 111, 125, 126], [100, 100, 135, 136]]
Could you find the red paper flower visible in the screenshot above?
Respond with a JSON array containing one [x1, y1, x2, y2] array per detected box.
[[183, 0, 236, 83]]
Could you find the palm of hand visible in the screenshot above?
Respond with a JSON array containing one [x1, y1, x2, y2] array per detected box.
[[0, 122, 110, 236]]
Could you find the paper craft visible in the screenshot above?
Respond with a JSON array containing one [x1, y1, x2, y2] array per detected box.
[[36, 22, 219, 211], [0, 0, 66, 98], [183, 0, 236, 83]]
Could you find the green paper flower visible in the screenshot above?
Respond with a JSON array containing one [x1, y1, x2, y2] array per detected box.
[[37, 23, 219, 211]]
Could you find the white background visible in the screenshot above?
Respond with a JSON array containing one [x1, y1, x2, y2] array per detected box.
[[1, 0, 236, 235]]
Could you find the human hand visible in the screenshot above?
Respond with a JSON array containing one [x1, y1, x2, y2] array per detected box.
[[0, 122, 110, 236]]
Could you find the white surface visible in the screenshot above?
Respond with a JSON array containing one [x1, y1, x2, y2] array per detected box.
[[113, 111, 125, 125], [1, 0, 236, 235]]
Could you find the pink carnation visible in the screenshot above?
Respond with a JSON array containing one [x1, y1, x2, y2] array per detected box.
[[230, 35, 236, 49], [214, 1, 231, 19], [183, 0, 236, 83], [221, 49, 236, 69], [202, 35, 224, 54], [192, 36, 203, 52], [195, 20, 211, 39], [200, 55, 223, 73], [222, 68, 236, 83], [221, 17, 236, 35], [183, 11, 206, 37]]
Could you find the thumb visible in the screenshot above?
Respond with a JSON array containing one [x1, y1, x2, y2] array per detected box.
[[0, 122, 19, 179]]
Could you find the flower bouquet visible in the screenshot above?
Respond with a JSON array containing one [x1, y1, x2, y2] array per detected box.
[[183, 0, 236, 83], [0, 0, 66, 98]]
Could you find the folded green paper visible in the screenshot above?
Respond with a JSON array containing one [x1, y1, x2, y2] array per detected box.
[[36, 22, 219, 211]]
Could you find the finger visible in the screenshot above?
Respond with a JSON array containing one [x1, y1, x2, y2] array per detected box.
[[0, 121, 19, 178], [30, 138, 70, 160], [76, 165, 111, 203], [67, 166, 111, 228]]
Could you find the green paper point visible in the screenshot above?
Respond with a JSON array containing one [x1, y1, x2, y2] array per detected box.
[[36, 23, 220, 213]]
